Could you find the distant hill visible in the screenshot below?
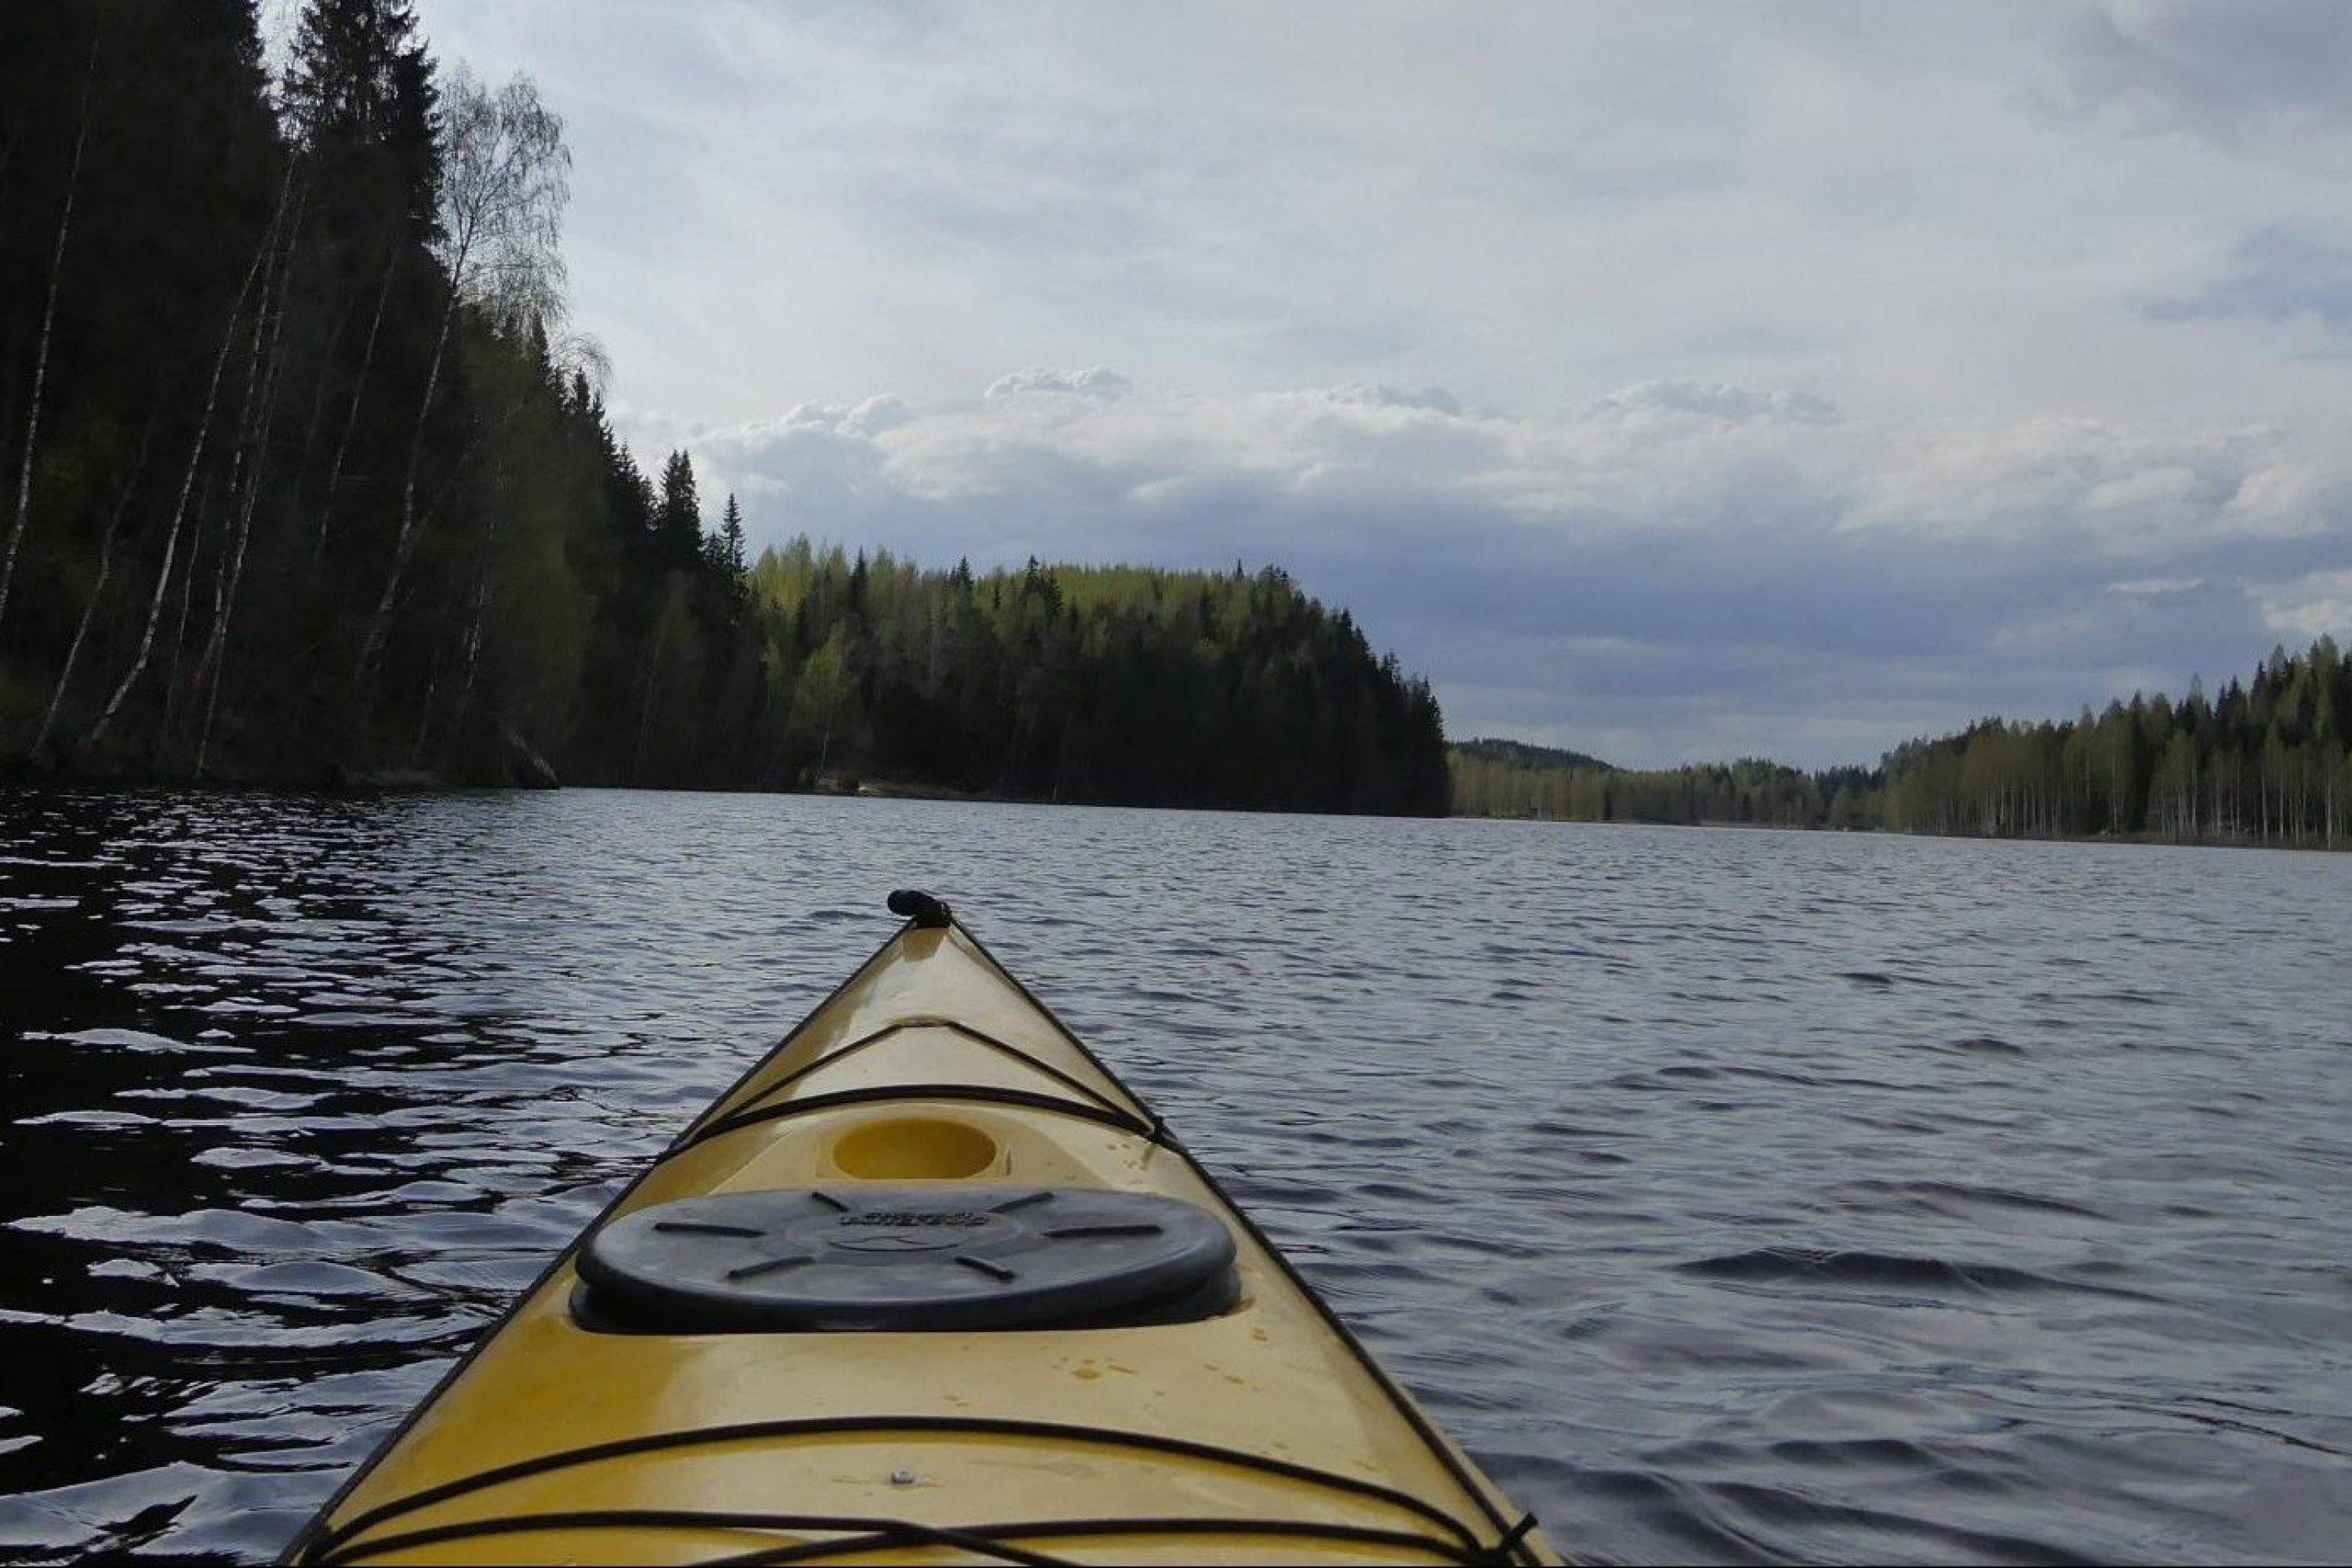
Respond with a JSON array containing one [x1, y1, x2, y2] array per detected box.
[[1447, 735, 1869, 828], [1451, 736, 1616, 773]]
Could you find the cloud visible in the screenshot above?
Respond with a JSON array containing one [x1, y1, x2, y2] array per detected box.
[[412, 2, 2352, 765], [775, 395, 916, 437], [1584, 380, 1839, 426], [1848, 417, 2339, 558], [418, 0, 2352, 437], [2145, 227, 2352, 335], [670, 370, 2352, 767], [2250, 567, 2352, 641], [984, 367, 1134, 401], [2047, 1, 2352, 150], [1323, 383, 1464, 416]]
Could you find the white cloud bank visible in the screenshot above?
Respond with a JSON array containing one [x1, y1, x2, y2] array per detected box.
[[660, 370, 2352, 768], [2253, 568, 2352, 643]]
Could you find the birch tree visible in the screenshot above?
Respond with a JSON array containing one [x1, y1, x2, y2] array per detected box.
[[85, 216, 276, 748], [34, 412, 154, 754], [352, 67, 568, 695], [194, 174, 306, 775], [0, 38, 97, 636]]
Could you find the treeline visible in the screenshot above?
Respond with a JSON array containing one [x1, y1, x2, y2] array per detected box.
[[1450, 741, 1880, 830], [695, 550, 1449, 812], [0, 1, 1449, 815], [1452, 638, 2352, 851], [1452, 737, 1612, 774], [1881, 640, 2351, 849]]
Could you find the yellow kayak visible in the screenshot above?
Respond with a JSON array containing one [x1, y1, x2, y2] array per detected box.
[[284, 891, 1559, 1566]]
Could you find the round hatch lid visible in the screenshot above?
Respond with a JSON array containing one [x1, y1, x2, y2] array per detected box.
[[577, 1185, 1239, 1332]]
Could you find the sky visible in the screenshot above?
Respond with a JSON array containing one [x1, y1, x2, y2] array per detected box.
[[391, 0, 2352, 768]]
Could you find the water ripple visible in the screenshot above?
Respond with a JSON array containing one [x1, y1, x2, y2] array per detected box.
[[2, 792, 2350, 1562]]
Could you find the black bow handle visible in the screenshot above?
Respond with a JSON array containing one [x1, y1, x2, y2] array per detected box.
[[887, 889, 954, 929]]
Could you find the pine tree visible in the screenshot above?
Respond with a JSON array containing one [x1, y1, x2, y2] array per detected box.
[[656, 448, 699, 571]]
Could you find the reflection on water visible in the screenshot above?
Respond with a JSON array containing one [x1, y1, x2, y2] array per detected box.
[[2, 788, 2350, 1563]]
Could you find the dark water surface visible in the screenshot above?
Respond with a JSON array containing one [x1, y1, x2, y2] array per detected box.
[[2, 789, 2349, 1564]]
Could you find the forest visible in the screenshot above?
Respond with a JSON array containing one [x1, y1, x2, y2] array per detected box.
[[0, 1, 1450, 816], [8, 4, 2347, 847], [1450, 742, 1878, 832], [1451, 637, 2352, 851]]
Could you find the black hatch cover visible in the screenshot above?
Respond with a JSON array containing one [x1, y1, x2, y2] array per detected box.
[[577, 1185, 1239, 1332]]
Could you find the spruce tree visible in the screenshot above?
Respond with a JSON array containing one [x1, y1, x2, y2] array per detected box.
[[656, 448, 699, 571], [720, 492, 746, 581]]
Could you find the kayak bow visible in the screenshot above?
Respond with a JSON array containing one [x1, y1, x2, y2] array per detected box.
[[284, 891, 1559, 1566]]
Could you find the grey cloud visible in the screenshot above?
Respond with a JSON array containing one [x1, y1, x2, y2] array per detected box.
[[771, 394, 917, 438], [850, 394, 916, 434], [1319, 384, 1463, 416], [2052, 2, 2352, 147], [984, 367, 1134, 401], [2144, 227, 2352, 332], [1584, 380, 1840, 425], [696, 416, 889, 507], [423, 0, 2352, 437], [851, 163, 1156, 262]]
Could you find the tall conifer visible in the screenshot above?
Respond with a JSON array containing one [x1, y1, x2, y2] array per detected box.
[[656, 449, 699, 570]]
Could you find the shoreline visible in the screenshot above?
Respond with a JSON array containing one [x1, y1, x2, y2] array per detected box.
[[6, 760, 2343, 851]]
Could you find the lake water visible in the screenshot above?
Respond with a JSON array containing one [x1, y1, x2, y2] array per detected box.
[[2, 788, 2349, 1564]]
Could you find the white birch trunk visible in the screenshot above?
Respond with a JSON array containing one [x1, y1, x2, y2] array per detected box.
[[631, 602, 667, 782], [311, 243, 399, 562], [195, 172, 303, 774], [161, 471, 214, 728], [350, 261, 464, 693], [34, 418, 154, 753], [447, 459, 506, 747], [0, 42, 96, 633], [86, 221, 273, 747]]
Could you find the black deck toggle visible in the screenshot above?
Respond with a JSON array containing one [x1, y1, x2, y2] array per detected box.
[[886, 889, 955, 928]]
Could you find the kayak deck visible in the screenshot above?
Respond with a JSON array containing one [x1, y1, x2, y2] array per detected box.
[[285, 901, 1558, 1565]]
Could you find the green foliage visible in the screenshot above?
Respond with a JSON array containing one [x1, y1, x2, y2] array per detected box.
[[1450, 749, 1875, 830], [640, 549, 1450, 813], [0, 1, 1449, 813], [1878, 638, 2352, 849], [1454, 736, 1613, 773], [1457, 638, 2352, 851]]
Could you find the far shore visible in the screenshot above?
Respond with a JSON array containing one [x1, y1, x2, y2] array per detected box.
[[7, 758, 2342, 855]]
